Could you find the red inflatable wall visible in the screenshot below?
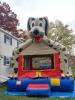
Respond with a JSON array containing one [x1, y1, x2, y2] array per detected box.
[[18, 53, 61, 78]]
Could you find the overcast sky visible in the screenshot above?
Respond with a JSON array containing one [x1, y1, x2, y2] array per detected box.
[[1, 0, 75, 33]]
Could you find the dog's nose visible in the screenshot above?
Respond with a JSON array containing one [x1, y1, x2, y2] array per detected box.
[[33, 29, 39, 35]]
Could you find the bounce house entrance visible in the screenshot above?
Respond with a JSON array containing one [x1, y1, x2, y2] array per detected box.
[[18, 53, 61, 78], [23, 54, 54, 70]]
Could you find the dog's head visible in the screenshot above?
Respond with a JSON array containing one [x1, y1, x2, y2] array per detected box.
[[27, 17, 49, 39]]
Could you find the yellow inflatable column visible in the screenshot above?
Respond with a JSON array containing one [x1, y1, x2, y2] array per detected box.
[[51, 78, 60, 86]]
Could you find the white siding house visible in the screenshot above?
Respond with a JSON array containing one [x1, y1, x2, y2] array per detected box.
[[0, 28, 21, 80]]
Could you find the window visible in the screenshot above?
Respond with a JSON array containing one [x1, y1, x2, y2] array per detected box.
[[23, 54, 54, 70], [17, 41, 19, 47], [4, 56, 11, 65], [31, 55, 54, 70], [4, 35, 12, 45]]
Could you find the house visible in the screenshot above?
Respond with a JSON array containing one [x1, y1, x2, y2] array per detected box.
[[0, 28, 21, 80], [68, 55, 75, 77]]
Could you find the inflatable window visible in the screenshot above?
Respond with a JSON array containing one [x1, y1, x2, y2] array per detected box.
[[23, 54, 54, 70]]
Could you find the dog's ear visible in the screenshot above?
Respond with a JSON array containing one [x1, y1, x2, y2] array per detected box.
[[27, 17, 35, 31], [43, 17, 49, 36]]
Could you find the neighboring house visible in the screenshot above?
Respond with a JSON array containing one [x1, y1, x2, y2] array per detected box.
[[68, 55, 75, 77], [69, 56, 75, 67], [71, 56, 75, 66], [0, 28, 21, 79]]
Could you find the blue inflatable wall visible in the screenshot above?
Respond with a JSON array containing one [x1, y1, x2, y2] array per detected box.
[[7, 78, 31, 91], [7, 78, 50, 92], [7, 78, 74, 92], [51, 78, 74, 92]]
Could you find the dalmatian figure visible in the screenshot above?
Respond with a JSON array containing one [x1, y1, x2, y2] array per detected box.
[[11, 17, 72, 77], [27, 17, 49, 42]]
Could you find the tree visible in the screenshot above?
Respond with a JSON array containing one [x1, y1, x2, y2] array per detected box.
[[48, 20, 75, 53], [18, 29, 29, 41], [0, 2, 19, 37]]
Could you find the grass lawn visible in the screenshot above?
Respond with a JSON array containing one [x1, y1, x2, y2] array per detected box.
[[0, 85, 75, 100]]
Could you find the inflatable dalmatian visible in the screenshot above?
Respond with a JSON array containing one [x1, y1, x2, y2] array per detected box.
[[11, 17, 72, 77]]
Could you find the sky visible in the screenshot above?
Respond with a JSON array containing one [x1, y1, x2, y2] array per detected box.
[[1, 0, 75, 33], [1, 0, 75, 53]]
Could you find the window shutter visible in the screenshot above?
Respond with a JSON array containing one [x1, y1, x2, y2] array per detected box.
[[17, 41, 19, 47], [4, 56, 6, 65], [10, 38, 12, 45], [10, 57, 12, 66], [4, 35, 6, 43]]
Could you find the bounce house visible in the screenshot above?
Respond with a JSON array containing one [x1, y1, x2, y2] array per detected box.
[[5, 17, 75, 97]]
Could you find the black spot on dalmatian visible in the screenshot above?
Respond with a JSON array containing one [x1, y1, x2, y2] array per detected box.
[[58, 52, 60, 55], [59, 48, 62, 50], [17, 52, 19, 54], [61, 70, 63, 73], [64, 59, 67, 63], [11, 63, 15, 67], [67, 72, 69, 74], [16, 58, 18, 62], [53, 47, 57, 50], [14, 68, 18, 74], [19, 48, 23, 52], [49, 44, 53, 47], [11, 57, 13, 60], [48, 40, 50, 44], [64, 54, 67, 57], [62, 48, 66, 51]]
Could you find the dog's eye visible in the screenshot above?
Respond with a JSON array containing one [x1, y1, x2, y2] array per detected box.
[[39, 23, 42, 27], [32, 23, 35, 27]]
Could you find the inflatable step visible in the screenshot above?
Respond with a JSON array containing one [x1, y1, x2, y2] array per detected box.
[[26, 83, 50, 96]]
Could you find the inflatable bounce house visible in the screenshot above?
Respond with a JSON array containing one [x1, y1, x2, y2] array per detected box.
[[5, 17, 75, 97]]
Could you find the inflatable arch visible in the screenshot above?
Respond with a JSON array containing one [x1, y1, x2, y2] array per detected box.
[[11, 17, 70, 76]]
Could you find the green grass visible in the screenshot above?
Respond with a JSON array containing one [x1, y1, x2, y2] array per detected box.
[[0, 85, 75, 100]]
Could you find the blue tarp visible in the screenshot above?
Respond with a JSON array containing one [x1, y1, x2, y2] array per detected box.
[[2, 87, 75, 98], [2, 78, 75, 98]]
